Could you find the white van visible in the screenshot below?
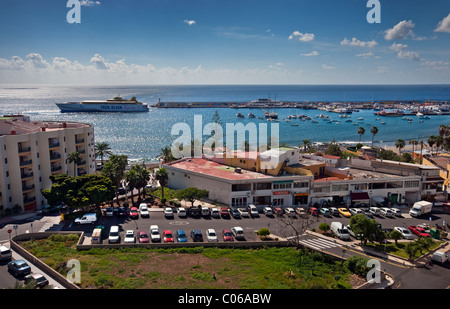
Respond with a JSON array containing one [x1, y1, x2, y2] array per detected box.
[[75, 213, 97, 224], [369, 207, 381, 216], [0, 245, 12, 261], [432, 251, 448, 264], [139, 203, 149, 217], [91, 228, 103, 244], [201, 206, 210, 217], [108, 225, 120, 244], [248, 204, 259, 217], [330, 222, 350, 240]]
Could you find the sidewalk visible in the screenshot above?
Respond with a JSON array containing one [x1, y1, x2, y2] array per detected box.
[[0, 211, 42, 226]]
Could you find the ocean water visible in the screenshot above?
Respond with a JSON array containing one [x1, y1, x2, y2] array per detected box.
[[0, 84, 449, 162]]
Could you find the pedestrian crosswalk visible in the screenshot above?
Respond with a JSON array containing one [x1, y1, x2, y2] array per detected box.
[[39, 216, 63, 232], [298, 237, 341, 251]]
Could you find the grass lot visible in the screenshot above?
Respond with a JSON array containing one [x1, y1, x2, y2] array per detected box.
[[21, 234, 356, 289], [364, 240, 443, 259]]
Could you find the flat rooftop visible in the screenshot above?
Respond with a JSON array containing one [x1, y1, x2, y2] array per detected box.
[[333, 166, 411, 180], [167, 158, 276, 180]]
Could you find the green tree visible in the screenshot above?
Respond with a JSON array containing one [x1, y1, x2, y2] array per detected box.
[[389, 229, 403, 246], [370, 126, 379, 147], [94, 142, 112, 166], [325, 142, 342, 157], [175, 187, 209, 207], [160, 146, 175, 163], [155, 167, 169, 201], [428, 135, 437, 155], [349, 214, 380, 245], [405, 242, 420, 259], [357, 126, 365, 143], [416, 237, 434, 254], [318, 222, 330, 234], [67, 151, 82, 177], [395, 139, 405, 155], [101, 154, 128, 206]]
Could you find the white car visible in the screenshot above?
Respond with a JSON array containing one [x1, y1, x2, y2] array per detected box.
[[392, 208, 402, 217], [211, 208, 220, 218], [178, 207, 187, 217], [206, 229, 218, 242], [164, 207, 174, 218], [263, 207, 273, 216], [394, 227, 414, 240], [285, 207, 296, 217], [381, 208, 394, 217], [350, 208, 364, 216], [149, 225, 161, 242], [139, 203, 149, 217], [124, 230, 136, 243], [231, 227, 245, 240], [237, 208, 249, 217]]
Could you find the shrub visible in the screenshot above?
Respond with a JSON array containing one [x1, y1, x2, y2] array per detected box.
[[257, 228, 270, 236]]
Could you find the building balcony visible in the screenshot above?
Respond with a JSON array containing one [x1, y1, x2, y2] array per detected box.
[[19, 160, 33, 167], [21, 172, 34, 180], [18, 147, 31, 155], [22, 184, 35, 193], [75, 138, 85, 144], [51, 166, 62, 173], [48, 142, 60, 149], [23, 196, 36, 205]]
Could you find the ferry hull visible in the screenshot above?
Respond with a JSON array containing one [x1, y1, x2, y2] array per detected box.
[[56, 103, 149, 113]]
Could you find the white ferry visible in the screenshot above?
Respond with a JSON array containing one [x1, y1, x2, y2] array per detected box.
[[56, 96, 149, 113]]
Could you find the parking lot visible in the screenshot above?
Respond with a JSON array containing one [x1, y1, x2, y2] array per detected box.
[[65, 204, 450, 245]]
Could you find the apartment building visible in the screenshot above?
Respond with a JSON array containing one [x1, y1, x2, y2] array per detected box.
[[0, 115, 95, 214]]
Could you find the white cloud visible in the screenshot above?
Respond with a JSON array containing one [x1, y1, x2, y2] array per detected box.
[[321, 64, 335, 70], [384, 20, 415, 40], [80, 0, 101, 6], [356, 51, 374, 58], [184, 19, 196, 26], [90, 53, 108, 70], [435, 13, 450, 33], [390, 43, 420, 61], [289, 31, 315, 42], [301, 51, 319, 56], [26, 53, 50, 69], [340, 37, 378, 48]]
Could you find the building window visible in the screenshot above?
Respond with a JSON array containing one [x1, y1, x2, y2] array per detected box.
[[255, 182, 271, 190], [332, 184, 349, 192], [273, 183, 292, 189], [231, 197, 247, 207], [293, 182, 308, 188], [405, 180, 419, 188]]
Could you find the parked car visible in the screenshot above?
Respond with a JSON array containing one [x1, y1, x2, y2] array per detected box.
[[220, 207, 230, 218], [104, 207, 114, 217], [320, 208, 331, 217], [309, 207, 319, 216], [363, 208, 373, 218], [285, 207, 296, 217], [211, 208, 220, 218], [381, 208, 394, 217], [346, 224, 362, 239], [222, 229, 233, 241], [201, 206, 211, 217], [117, 187, 126, 195], [41, 204, 61, 214], [117, 206, 129, 217], [274, 207, 284, 216], [163, 230, 174, 243], [263, 207, 273, 216], [409, 226, 431, 237], [350, 208, 364, 216], [164, 207, 174, 218], [24, 273, 49, 288], [369, 207, 381, 216], [231, 227, 245, 240], [338, 208, 351, 218], [124, 230, 136, 243], [295, 207, 308, 218], [75, 213, 97, 225], [231, 208, 241, 219], [392, 208, 402, 217], [329, 207, 340, 216], [206, 229, 218, 242], [191, 230, 203, 242], [178, 207, 187, 217], [248, 204, 259, 217], [8, 260, 31, 277], [138, 231, 150, 243], [129, 207, 139, 219], [0, 245, 12, 261], [394, 227, 414, 240], [150, 225, 161, 242], [139, 203, 149, 218], [176, 229, 188, 242], [238, 207, 250, 217], [108, 225, 121, 243]]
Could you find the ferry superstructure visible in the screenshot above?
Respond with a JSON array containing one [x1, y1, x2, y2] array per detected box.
[[56, 96, 149, 113]]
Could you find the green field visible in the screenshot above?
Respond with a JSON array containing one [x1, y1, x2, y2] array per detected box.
[[20, 234, 359, 289]]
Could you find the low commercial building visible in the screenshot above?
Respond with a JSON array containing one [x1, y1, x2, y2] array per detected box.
[[0, 115, 95, 214]]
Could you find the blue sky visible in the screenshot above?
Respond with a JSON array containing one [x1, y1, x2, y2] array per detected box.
[[0, 0, 450, 84]]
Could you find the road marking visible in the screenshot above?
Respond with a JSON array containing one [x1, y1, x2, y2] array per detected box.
[[298, 237, 341, 250]]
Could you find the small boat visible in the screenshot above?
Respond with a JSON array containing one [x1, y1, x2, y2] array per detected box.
[[357, 117, 364, 120], [381, 121, 386, 124], [248, 112, 255, 118], [236, 112, 245, 118], [291, 123, 299, 126], [311, 120, 318, 123], [345, 119, 352, 122]]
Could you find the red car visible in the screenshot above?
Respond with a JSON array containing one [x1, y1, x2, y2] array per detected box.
[[222, 229, 233, 241], [129, 207, 139, 219], [408, 226, 431, 237], [163, 230, 174, 243], [220, 208, 230, 218], [138, 231, 149, 243], [309, 207, 319, 216]]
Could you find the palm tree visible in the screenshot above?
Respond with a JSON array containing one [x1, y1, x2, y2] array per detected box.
[[95, 142, 112, 166], [395, 139, 405, 155], [101, 154, 128, 206], [357, 126, 365, 143], [408, 139, 418, 161], [67, 151, 81, 177], [419, 140, 424, 164], [155, 167, 169, 201], [428, 135, 437, 155], [160, 146, 175, 163], [125, 168, 138, 206], [370, 126, 379, 147], [435, 135, 444, 154], [132, 163, 150, 200], [302, 139, 311, 152]]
